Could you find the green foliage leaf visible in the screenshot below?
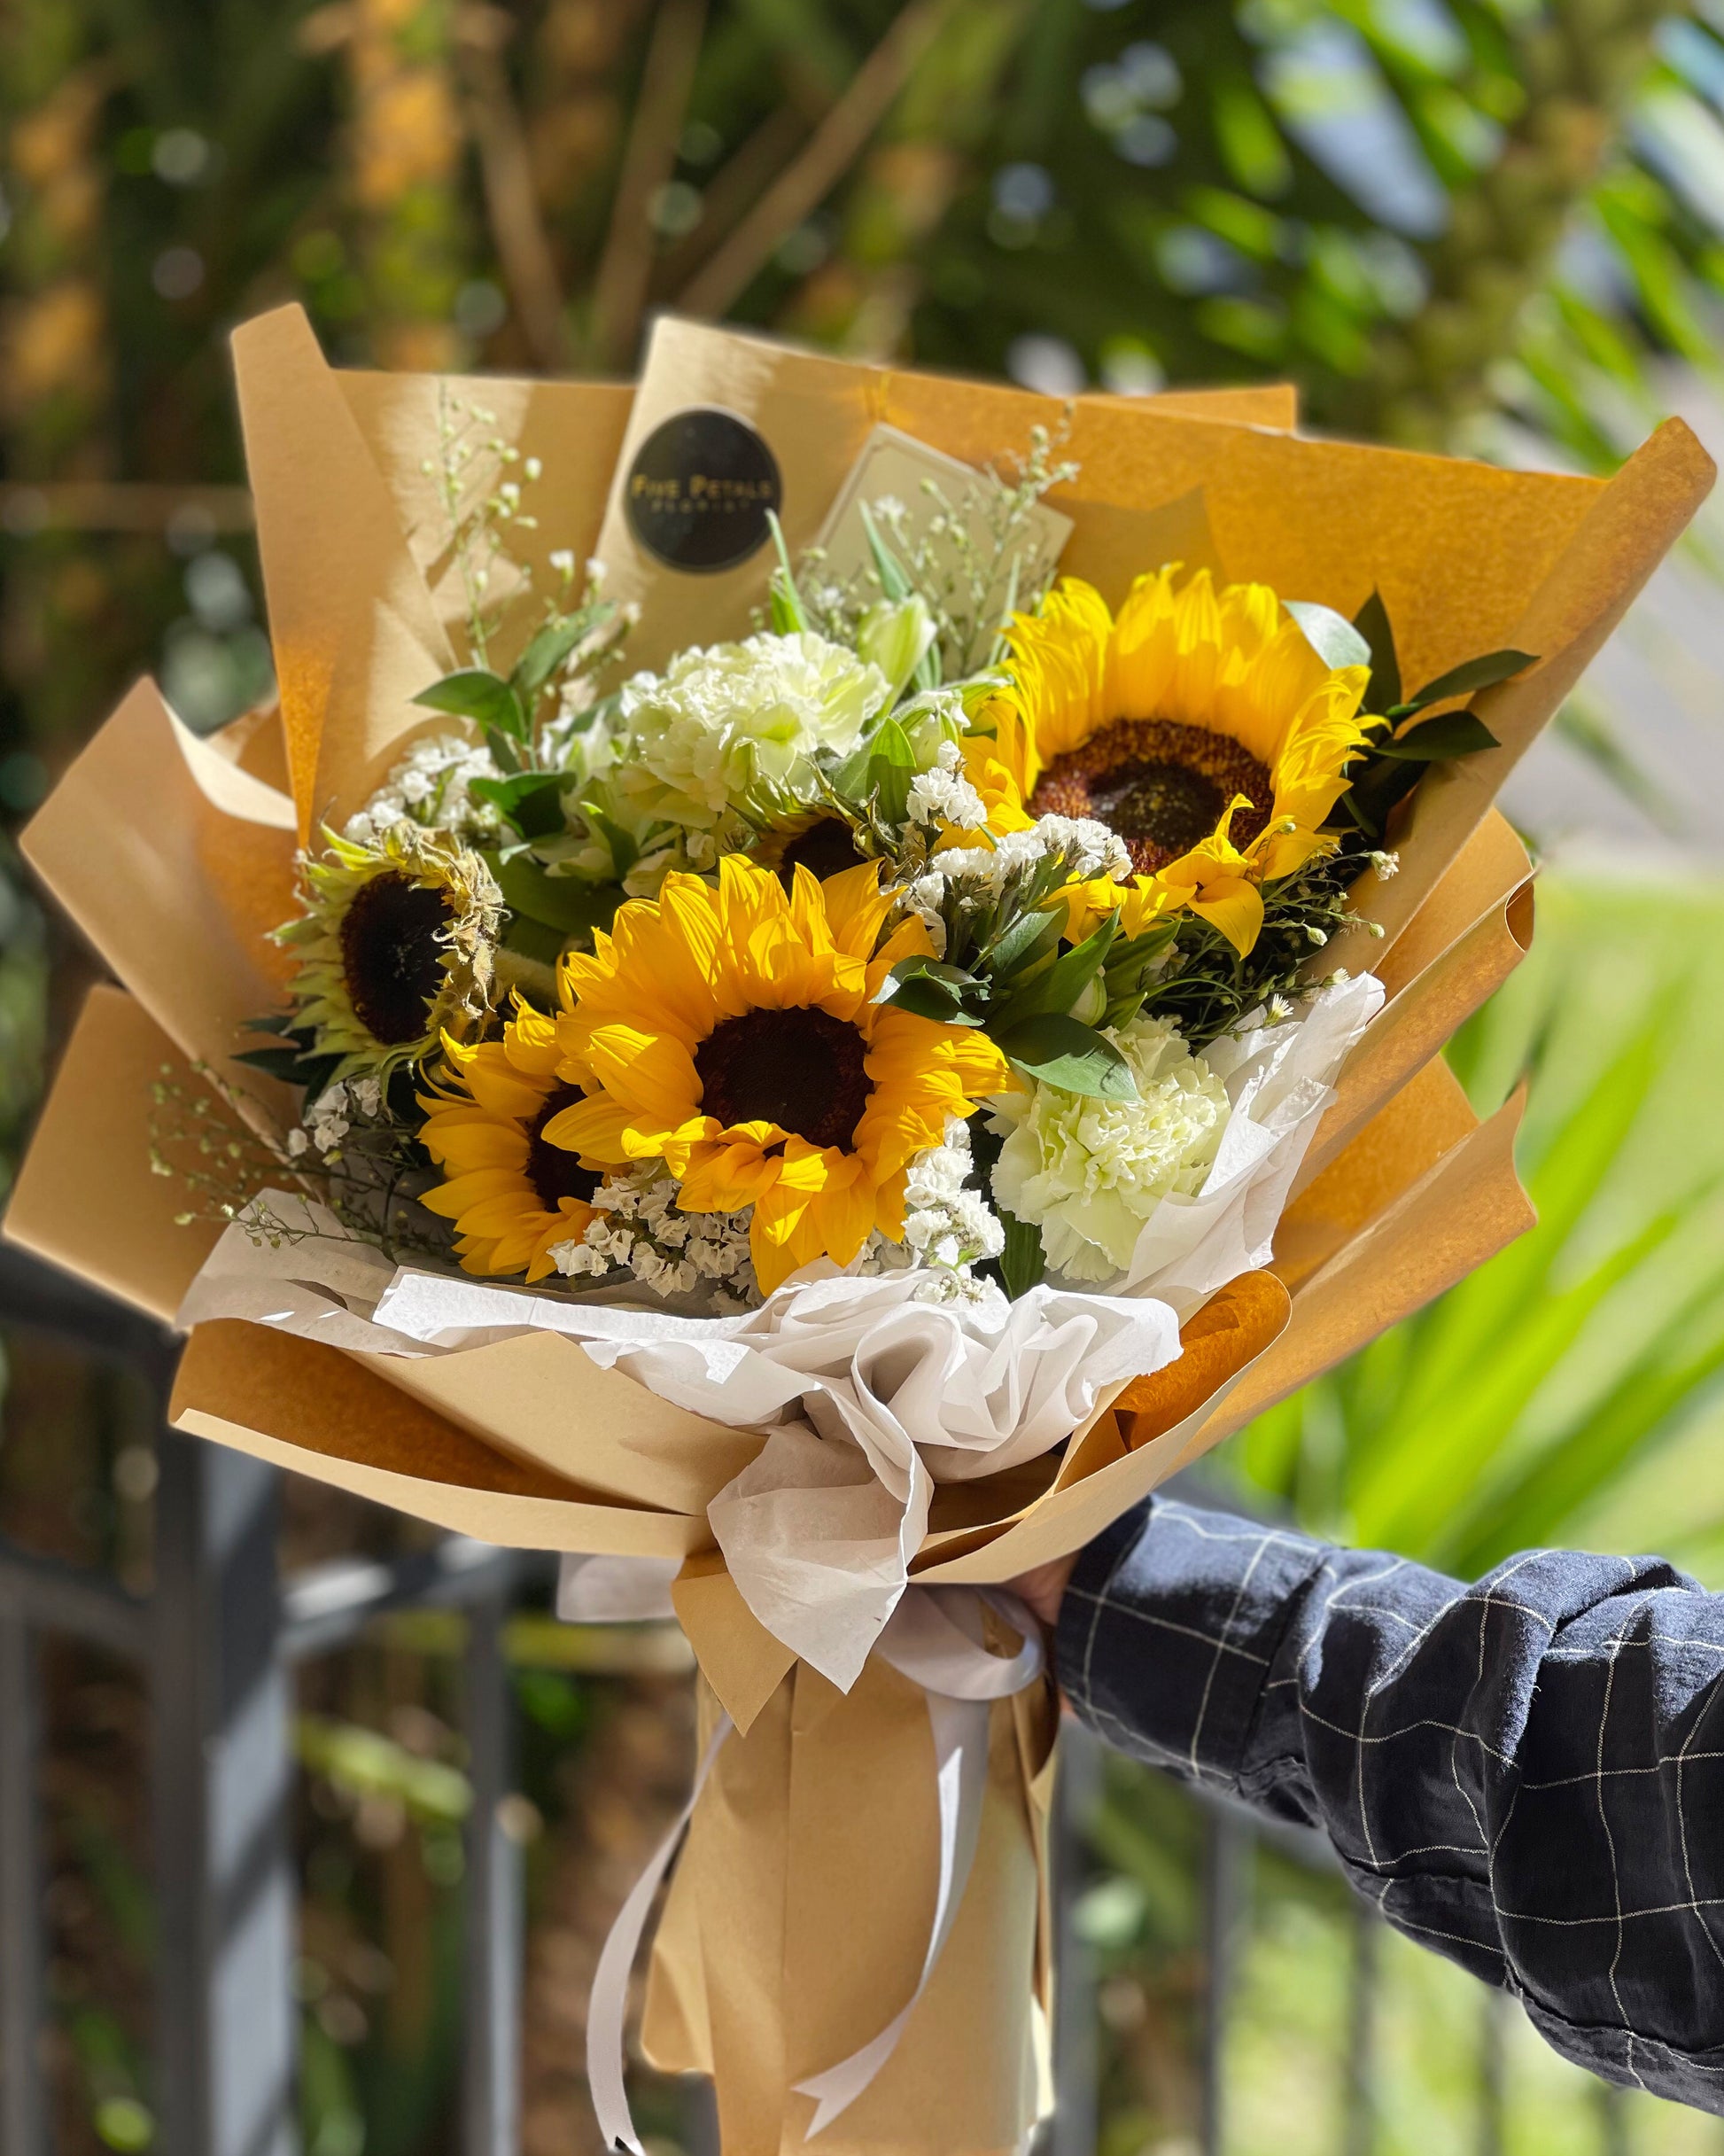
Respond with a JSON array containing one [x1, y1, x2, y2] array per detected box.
[[859, 501, 913, 603], [1397, 649, 1536, 713], [1351, 588, 1402, 712], [235, 1016, 342, 1097], [997, 1206, 1047, 1300], [1374, 710, 1501, 761], [1284, 599, 1371, 673], [1443, 1273, 1724, 1578], [766, 511, 811, 634], [413, 669, 529, 739], [863, 717, 916, 827], [233, 1042, 341, 1093], [500, 914, 568, 969], [488, 853, 622, 938], [991, 913, 1120, 1031], [469, 771, 567, 838], [1337, 759, 1419, 843], [579, 800, 640, 880], [994, 1012, 1136, 1100], [873, 955, 983, 1024], [980, 905, 1065, 984], [1340, 1016, 1676, 1555], [510, 616, 590, 703]]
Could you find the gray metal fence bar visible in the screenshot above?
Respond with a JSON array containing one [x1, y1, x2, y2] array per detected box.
[[0, 1607, 46, 2156], [1046, 1721, 1102, 2156], [0, 1535, 147, 1654], [1479, 1981, 1507, 2156], [462, 1576, 523, 2156], [0, 1244, 563, 2156], [1200, 1804, 1254, 2156], [283, 1537, 524, 1663], [1343, 1902, 1380, 2156], [151, 1430, 298, 2156]]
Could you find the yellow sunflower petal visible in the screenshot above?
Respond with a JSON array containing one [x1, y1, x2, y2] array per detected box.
[[1188, 878, 1264, 956], [540, 1094, 637, 1163], [678, 1141, 782, 1214], [579, 1025, 700, 1126], [812, 1153, 876, 1268]]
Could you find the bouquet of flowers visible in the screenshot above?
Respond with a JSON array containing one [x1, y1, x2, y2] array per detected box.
[[6, 307, 1712, 2155]]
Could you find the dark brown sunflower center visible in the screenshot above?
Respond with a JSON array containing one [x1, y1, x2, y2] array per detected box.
[[338, 872, 450, 1045], [525, 1086, 601, 1213], [695, 1008, 870, 1152], [1029, 718, 1275, 876], [777, 817, 866, 888]]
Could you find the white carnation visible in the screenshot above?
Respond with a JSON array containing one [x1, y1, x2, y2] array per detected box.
[[989, 1016, 1231, 1283], [615, 630, 890, 826]]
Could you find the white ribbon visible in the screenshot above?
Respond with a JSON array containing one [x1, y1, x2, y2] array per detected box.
[[585, 1586, 1045, 2153]]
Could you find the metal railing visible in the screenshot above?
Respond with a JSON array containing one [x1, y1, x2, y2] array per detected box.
[[0, 1242, 539, 2156]]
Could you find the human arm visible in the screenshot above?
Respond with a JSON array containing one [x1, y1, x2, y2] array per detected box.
[[1049, 1494, 1724, 2113]]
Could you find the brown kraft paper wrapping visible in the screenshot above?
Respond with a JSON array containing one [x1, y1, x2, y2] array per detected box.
[[3, 307, 1713, 2153]]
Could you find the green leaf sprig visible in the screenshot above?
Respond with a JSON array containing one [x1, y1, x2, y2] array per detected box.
[[1337, 589, 1535, 843], [873, 899, 1177, 1101]]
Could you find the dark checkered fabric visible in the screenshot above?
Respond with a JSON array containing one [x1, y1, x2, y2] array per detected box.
[[1056, 1495, 1724, 2112]]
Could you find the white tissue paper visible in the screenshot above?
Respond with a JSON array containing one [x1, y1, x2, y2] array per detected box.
[[1120, 970, 1383, 1312], [181, 1231, 1180, 1685], [172, 973, 1374, 1683]]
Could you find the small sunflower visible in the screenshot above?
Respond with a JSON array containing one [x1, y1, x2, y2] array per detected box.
[[279, 824, 502, 1083], [417, 1002, 618, 1282], [981, 567, 1375, 953], [754, 813, 874, 889], [541, 854, 1011, 1295]]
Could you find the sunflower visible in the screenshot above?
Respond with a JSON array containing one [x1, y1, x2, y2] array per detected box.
[[279, 823, 502, 1083], [417, 1001, 618, 1281], [981, 566, 1375, 953], [754, 812, 874, 888], [540, 854, 1011, 1295]]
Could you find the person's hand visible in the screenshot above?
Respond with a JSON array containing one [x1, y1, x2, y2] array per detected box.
[[1010, 1552, 1079, 1635]]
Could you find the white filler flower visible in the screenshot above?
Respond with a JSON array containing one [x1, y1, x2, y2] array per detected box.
[[989, 1015, 1231, 1283], [616, 630, 889, 826]]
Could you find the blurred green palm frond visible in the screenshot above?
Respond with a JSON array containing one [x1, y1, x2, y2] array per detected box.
[[898, 0, 1724, 462], [1222, 869, 1724, 1579]]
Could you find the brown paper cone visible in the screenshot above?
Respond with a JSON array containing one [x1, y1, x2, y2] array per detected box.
[[642, 1651, 1053, 2156]]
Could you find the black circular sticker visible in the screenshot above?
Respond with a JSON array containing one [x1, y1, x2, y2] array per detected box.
[[624, 407, 781, 573]]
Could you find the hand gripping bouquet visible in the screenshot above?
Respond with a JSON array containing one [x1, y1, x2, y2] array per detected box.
[[6, 306, 1712, 2155]]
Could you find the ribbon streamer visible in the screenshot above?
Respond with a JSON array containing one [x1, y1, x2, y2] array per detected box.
[[588, 1714, 734, 2156], [586, 1586, 1044, 2153]]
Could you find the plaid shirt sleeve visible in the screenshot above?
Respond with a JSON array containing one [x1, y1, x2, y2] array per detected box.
[[1055, 1494, 1724, 2113]]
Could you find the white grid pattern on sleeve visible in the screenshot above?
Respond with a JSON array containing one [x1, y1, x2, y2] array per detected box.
[[1059, 1497, 1724, 2113]]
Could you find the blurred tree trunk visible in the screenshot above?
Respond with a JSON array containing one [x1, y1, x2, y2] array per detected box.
[[337, 0, 470, 370], [0, 2, 114, 756]]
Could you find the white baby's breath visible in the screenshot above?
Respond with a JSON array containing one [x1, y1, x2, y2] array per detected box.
[[343, 730, 504, 846], [549, 1166, 757, 1312], [905, 739, 988, 831]]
